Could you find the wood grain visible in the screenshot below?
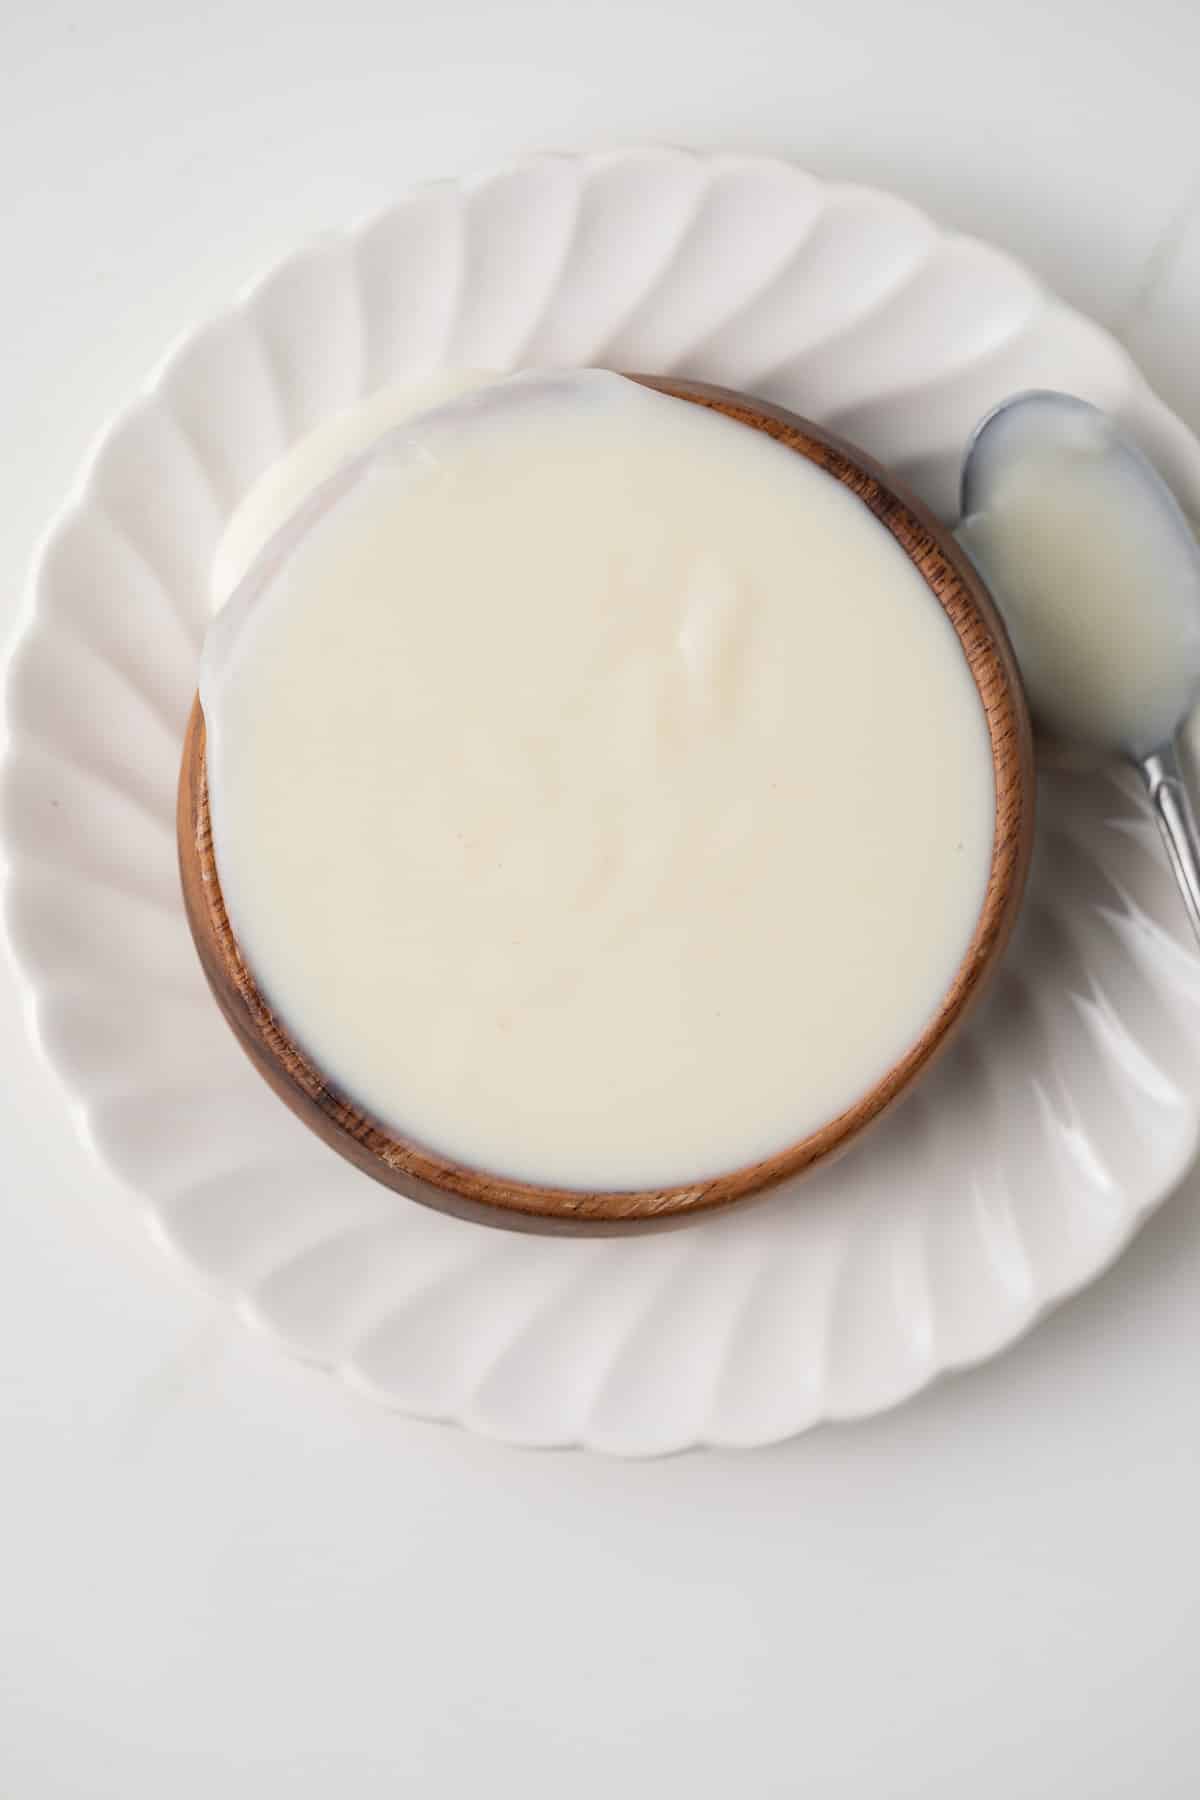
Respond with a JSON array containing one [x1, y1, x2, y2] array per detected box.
[[177, 377, 1035, 1235]]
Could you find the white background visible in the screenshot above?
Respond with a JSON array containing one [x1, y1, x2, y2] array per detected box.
[[4, 2, 1200, 1793]]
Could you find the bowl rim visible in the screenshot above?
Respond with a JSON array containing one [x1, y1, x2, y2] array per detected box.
[[177, 376, 1035, 1235]]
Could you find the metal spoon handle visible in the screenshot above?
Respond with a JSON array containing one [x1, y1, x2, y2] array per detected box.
[[1139, 741, 1200, 946]]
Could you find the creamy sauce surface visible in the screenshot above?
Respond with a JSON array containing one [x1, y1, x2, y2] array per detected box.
[[203, 370, 994, 1189]]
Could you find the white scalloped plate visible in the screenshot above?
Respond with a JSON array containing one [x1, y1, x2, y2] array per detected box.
[[6, 148, 1200, 1456]]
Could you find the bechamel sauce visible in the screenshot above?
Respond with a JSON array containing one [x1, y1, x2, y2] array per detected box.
[[958, 396, 1200, 758], [202, 370, 995, 1190]]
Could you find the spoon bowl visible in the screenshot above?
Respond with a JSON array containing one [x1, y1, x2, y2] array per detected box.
[[959, 387, 1200, 943]]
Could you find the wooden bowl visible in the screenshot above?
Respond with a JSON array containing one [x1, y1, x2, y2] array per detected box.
[[178, 377, 1035, 1236]]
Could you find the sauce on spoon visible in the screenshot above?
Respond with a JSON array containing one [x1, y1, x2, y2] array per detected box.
[[959, 388, 1200, 942], [958, 390, 1200, 759]]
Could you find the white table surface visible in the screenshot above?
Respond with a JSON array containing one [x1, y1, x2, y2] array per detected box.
[[4, 3, 1200, 1793]]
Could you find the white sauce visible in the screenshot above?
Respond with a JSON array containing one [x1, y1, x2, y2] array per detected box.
[[203, 370, 994, 1190], [958, 395, 1200, 758]]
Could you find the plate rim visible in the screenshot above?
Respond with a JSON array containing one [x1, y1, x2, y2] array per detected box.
[[5, 144, 1200, 1455]]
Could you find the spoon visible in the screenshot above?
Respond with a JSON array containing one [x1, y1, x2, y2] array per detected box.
[[958, 389, 1200, 943]]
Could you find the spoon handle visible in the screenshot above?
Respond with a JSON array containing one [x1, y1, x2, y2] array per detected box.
[[1139, 742, 1200, 946]]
